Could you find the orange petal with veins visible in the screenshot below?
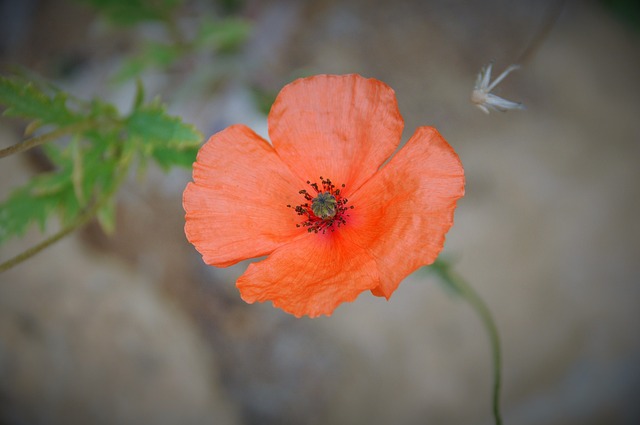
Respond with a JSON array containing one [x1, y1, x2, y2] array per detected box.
[[348, 126, 465, 298], [236, 226, 381, 318], [183, 124, 306, 267], [268, 74, 404, 191]]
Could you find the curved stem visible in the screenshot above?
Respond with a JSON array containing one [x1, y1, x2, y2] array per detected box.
[[0, 123, 91, 158], [0, 155, 131, 273], [431, 259, 503, 425], [455, 273, 503, 425], [0, 202, 99, 272], [516, 0, 566, 65]]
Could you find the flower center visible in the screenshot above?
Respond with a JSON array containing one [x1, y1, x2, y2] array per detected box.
[[311, 192, 337, 219], [287, 177, 353, 234]]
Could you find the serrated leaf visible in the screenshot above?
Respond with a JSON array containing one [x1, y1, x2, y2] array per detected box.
[[75, 129, 122, 198], [29, 175, 68, 197], [0, 173, 79, 243], [0, 76, 78, 125], [151, 144, 199, 170], [127, 102, 202, 152], [87, 98, 119, 121], [0, 186, 45, 240], [0, 131, 123, 244]]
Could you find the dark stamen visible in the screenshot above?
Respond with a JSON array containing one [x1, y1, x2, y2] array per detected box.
[[287, 177, 354, 234]]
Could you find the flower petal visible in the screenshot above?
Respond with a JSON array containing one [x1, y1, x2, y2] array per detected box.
[[183, 124, 306, 267], [268, 74, 404, 192], [236, 228, 381, 318], [348, 126, 465, 298]]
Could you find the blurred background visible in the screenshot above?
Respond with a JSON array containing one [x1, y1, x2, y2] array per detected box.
[[1, 0, 639, 424]]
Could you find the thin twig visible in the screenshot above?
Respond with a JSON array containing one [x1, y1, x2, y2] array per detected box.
[[0, 155, 131, 273], [0, 203, 98, 272], [0, 123, 91, 158], [516, 0, 567, 65], [431, 259, 504, 425]]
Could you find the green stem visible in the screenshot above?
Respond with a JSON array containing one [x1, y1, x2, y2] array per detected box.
[[0, 203, 98, 272], [0, 123, 91, 158], [0, 155, 131, 273], [431, 259, 503, 425]]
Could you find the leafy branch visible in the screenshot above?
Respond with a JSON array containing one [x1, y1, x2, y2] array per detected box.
[[0, 151, 131, 273], [112, 16, 252, 83], [0, 75, 202, 271]]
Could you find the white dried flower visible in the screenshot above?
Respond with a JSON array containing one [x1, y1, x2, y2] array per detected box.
[[471, 63, 524, 114]]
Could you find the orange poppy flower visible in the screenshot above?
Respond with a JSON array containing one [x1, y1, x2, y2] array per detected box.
[[183, 74, 465, 318]]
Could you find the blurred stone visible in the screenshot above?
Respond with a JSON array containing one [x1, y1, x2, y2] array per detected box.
[[0, 239, 239, 425]]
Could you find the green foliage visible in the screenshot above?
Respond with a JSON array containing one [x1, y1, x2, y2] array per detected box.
[[196, 18, 253, 53], [151, 145, 199, 171], [76, 0, 253, 73], [0, 76, 78, 126], [76, 0, 182, 25], [0, 75, 202, 245], [127, 100, 201, 170], [251, 85, 278, 116], [128, 102, 202, 150], [113, 42, 183, 82], [1, 1, 253, 269], [112, 15, 252, 83]]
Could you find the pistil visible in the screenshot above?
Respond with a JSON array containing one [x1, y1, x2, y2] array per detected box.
[[287, 177, 353, 234]]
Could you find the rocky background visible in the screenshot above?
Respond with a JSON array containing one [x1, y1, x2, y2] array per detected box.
[[1, 0, 639, 424]]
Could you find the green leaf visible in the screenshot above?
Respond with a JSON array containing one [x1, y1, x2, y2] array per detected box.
[[0, 171, 79, 243], [76, 0, 182, 26], [24, 119, 43, 136], [70, 137, 86, 205], [146, 42, 183, 66], [0, 76, 78, 125], [113, 42, 183, 82], [127, 102, 202, 153], [77, 129, 122, 199], [0, 71, 203, 250], [112, 57, 148, 83], [250, 85, 277, 116], [127, 100, 202, 170], [133, 79, 145, 110], [96, 199, 116, 234], [0, 131, 125, 244], [151, 144, 199, 170], [196, 17, 252, 53], [87, 98, 119, 122]]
